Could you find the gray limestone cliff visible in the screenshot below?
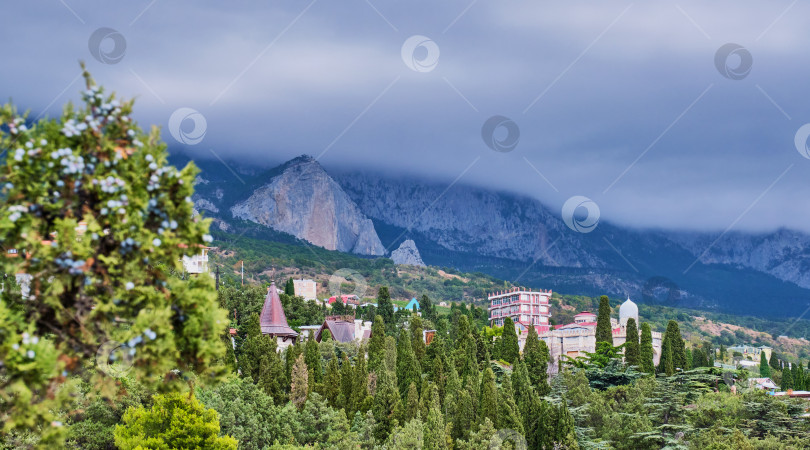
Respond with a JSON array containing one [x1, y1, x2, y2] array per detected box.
[[231, 156, 385, 256], [391, 239, 426, 266]]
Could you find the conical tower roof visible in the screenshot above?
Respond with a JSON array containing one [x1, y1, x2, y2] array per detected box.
[[260, 282, 298, 337]]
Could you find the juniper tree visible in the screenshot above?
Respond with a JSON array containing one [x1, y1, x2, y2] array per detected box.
[[0, 69, 230, 444], [352, 348, 370, 415], [595, 295, 614, 345], [285, 277, 295, 296], [639, 322, 655, 374], [624, 317, 640, 367]]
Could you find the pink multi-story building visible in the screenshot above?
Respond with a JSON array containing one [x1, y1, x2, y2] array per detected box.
[[488, 287, 552, 332]]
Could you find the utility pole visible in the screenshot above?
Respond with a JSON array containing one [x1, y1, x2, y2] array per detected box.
[[241, 260, 244, 286]]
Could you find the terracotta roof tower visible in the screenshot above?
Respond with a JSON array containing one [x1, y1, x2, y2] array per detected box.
[[260, 282, 298, 337]]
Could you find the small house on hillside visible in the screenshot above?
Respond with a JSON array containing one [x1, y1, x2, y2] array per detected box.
[[315, 315, 372, 343], [260, 282, 299, 351]]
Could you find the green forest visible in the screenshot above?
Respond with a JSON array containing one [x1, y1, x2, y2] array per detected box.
[[2, 71, 810, 449]]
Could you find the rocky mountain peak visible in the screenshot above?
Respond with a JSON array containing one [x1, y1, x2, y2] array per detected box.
[[230, 155, 384, 256], [391, 239, 426, 267]]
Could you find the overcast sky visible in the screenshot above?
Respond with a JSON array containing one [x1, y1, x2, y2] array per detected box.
[[4, 1, 810, 233]]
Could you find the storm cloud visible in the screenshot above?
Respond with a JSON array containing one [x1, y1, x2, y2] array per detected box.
[[3, 1, 810, 233]]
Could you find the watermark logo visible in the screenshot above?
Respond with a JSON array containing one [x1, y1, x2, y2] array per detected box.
[[328, 268, 368, 300], [168, 108, 207, 145], [641, 276, 681, 307], [401, 35, 440, 73], [482, 115, 520, 153], [88, 27, 127, 65], [561, 196, 600, 233], [794, 123, 810, 159], [489, 428, 527, 450], [95, 340, 134, 378], [714, 43, 752, 80]]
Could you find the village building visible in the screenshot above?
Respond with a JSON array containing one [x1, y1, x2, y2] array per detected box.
[[314, 315, 373, 343], [404, 298, 420, 311], [293, 279, 317, 301], [180, 245, 215, 276], [728, 344, 772, 362], [327, 294, 360, 308], [259, 281, 298, 351], [489, 289, 663, 373], [488, 287, 552, 331]]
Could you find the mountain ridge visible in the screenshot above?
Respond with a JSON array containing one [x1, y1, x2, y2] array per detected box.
[[180, 153, 810, 317]]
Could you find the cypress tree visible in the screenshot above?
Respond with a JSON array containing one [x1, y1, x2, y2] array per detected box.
[[792, 363, 804, 390], [352, 348, 370, 415], [305, 337, 323, 385], [285, 342, 304, 390], [423, 385, 447, 450], [368, 315, 386, 373], [639, 322, 655, 374], [760, 352, 771, 377], [624, 317, 640, 367], [377, 287, 395, 330], [663, 320, 687, 371], [499, 317, 520, 365], [595, 295, 613, 345], [770, 351, 780, 371], [291, 354, 309, 409], [384, 336, 398, 375], [285, 277, 296, 296], [421, 294, 436, 323], [340, 355, 354, 413], [404, 382, 420, 422], [660, 338, 674, 376], [453, 387, 475, 441], [397, 329, 421, 398], [552, 402, 578, 448], [323, 356, 341, 408], [496, 375, 524, 435], [474, 328, 491, 369], [410, 313, 426, 365], [523, 324, 550, 395], [257, 350, 287, 406], [782, 365, 794, 390], [479, 366, 498, 427], [372, 369, 401, 442]]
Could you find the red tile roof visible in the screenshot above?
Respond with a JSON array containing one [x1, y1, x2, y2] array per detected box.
[[260, 282, 298, 337]]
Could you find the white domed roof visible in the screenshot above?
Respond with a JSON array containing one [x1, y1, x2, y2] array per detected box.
[[619, 298, 639, 326]]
